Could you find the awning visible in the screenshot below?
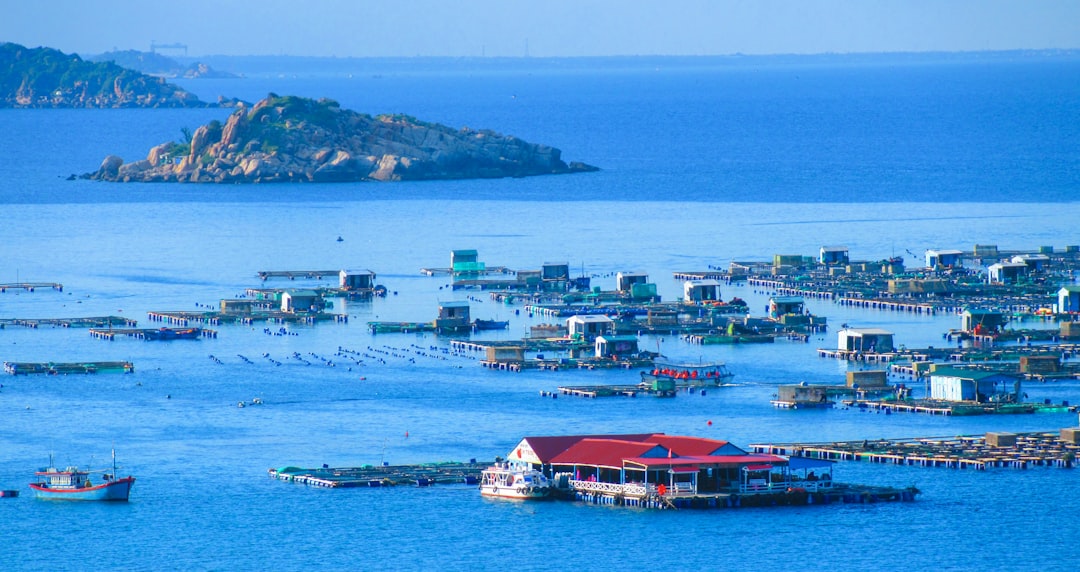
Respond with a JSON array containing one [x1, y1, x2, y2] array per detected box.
[[786, 456, 835, 471], [742, 464, 774, 471]]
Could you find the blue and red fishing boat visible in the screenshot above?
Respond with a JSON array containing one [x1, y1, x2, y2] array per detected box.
[[30, 450, 134, 501]]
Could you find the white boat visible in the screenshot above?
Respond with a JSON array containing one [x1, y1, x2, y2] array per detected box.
[[479, 463, 550, 499]]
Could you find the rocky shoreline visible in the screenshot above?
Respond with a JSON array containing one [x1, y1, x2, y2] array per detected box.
[[85, 94, 598, 183]]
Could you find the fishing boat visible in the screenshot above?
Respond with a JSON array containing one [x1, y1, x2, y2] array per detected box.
[[640, 360, 734, 386], [29, 450, 134, 501], [472, 319, 509, 331], [479, 462, 550, 499]]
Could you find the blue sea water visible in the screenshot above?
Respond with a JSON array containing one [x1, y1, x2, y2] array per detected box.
[[1, 54, 1079, 571]]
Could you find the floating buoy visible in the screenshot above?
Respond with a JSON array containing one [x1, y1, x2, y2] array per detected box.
[[707, 420, 712, 426]]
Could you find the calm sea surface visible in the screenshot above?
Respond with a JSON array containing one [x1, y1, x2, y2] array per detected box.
[[1, 54, 1079, 571]]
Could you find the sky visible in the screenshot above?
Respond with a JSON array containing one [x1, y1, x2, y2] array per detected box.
[[3, 0, 1079, 58]]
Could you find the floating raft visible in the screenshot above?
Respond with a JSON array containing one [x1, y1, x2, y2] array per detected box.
[[89, 327, 217, 341], [0, 282, 63, 293], [148, 310, 347, 326], [268, 461, 491, 488], [3, 361, 134, 375], [0, 316, 135, 329], [751, 430, 1080, 470], [257, 270, 340, 281]]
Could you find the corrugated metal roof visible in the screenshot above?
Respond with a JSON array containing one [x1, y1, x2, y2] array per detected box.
[[550, 439, 667, 468], [520, 434, 658, 463], [644, 435, 733, 456]]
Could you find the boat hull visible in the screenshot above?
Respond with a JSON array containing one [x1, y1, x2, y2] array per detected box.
[[479, 484, 549, 500], [30, 477, 134, 501]]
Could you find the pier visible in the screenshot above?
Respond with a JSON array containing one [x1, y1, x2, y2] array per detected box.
[[4, 361, 134, 375], [268, 461, 490, 488], [751, 430, 1080, 470]]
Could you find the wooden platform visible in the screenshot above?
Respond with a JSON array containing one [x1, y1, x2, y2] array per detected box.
[[4, 361, 134, 375], [89, 327, 217, 341], [257, 270, 339, 281], [269, 461, 490, 488], [0, 316, 135, 329], [0, 282, 63, 293], [751, 430, 1080, 470]]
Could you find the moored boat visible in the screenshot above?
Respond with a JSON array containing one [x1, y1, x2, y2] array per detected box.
[[479, 462, 550, 499], [641, 360, 734, 386], [30, 450, 135, 501]]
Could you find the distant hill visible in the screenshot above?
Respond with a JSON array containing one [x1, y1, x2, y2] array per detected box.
[[0, 42, 208, 108], [86, 93, 598, 183], [88, 50, 240, 79]]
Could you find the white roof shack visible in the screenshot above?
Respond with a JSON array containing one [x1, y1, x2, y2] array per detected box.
[[837, 328, 895, 353], [567, 315, 615, 340], [684, 280, 721, 303], [926, 249, 964, 268]]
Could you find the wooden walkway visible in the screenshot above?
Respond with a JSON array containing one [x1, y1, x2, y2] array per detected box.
[[751, 430, 1080, 470]]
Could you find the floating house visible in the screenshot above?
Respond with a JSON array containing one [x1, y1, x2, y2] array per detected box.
[[567, 315, 615, 341], [820, 246, 849, 265], [503, 434, 828, 503], [220, 299, 255, 314], [595, 335, 639, 358], [837, 328, 895, 353], [541, 262, 570, 292], [926, 249, 963, 269], [339, 269, 376, 291], [1011, 254, 1050, 272], [281, 290, 321, 313], [961, 309, 1007, 333], [684, 280, 721, 303], [451, 249, 485, 275], [436, 301, 471, 332], [616, 272, 648, 292], [929, 368, 1021, 403], [987, 262, 1028, 285], [1059, 286, 1080, 313], [768, 296, 805, 319]]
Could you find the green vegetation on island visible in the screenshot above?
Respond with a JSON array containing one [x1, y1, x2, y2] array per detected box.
[[1, 42, 207, 108]]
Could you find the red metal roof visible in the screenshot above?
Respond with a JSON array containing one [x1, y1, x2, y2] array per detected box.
[[550, 439, 667, 468], [644, 435, 733, 456], [521, 434, 659, 463], [626, 454, 787, 469]]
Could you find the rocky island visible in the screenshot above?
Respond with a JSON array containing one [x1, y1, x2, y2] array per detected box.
[[86, 94, 598, 183], [1, 42, 207, 108]]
